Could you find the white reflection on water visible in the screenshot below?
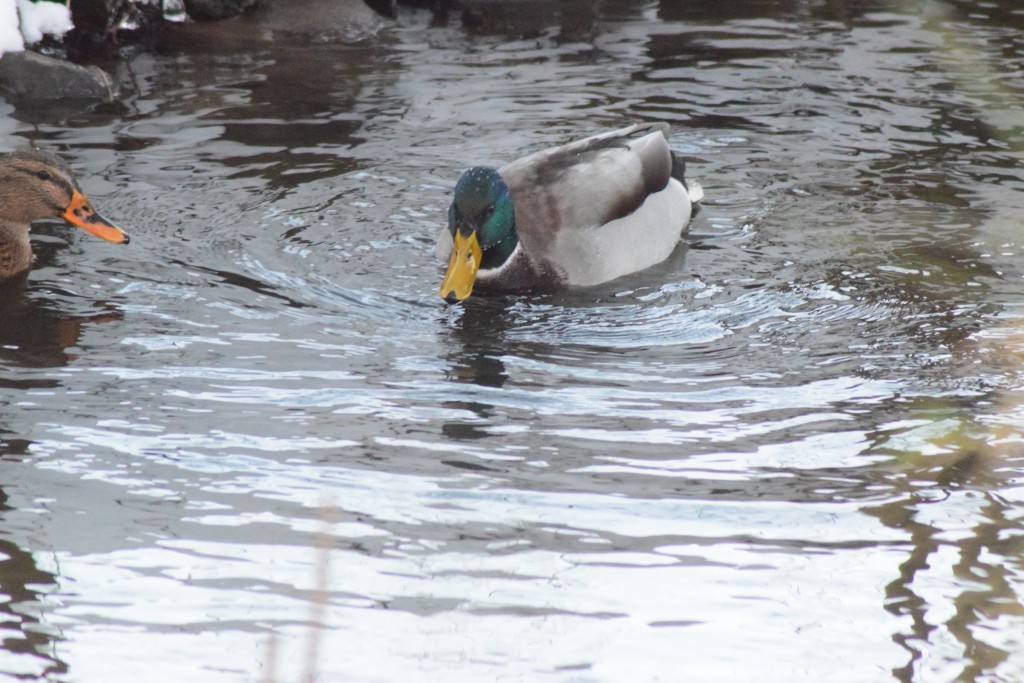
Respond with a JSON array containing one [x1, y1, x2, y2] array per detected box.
[[24, 455, 910, 681], [1, 1, 1023, 681]]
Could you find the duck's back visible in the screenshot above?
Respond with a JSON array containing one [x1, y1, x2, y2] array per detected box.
[[498, 122, 691, 287]]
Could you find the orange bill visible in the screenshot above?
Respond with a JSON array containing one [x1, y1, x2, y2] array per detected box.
[[439, 230, 482, 302], [62, 189, 129, 244]]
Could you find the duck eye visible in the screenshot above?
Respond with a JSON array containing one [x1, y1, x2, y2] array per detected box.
[[35, 170, 52, 181]]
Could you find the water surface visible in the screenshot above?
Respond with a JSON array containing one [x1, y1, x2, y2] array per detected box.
[[1, 1, 1024, 681]]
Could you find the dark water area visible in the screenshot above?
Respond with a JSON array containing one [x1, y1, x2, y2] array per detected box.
[[1, 0, 1024, 680]]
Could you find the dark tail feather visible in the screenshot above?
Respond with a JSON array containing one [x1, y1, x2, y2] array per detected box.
[[671, 151, 702, 215], [670, 151, 688, 189]]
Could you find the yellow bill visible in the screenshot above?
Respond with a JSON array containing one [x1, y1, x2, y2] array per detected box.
[[62, 189, 129, 244], [440, 230, 482, 301]]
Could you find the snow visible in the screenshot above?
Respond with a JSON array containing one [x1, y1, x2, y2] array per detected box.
[[0, 0, 74, 56], [0, 0, 24, 54], [16, 0, 72, 44]]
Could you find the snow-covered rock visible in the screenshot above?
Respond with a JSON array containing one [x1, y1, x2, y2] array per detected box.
[[0, 0, 74, 56], [15, 0, 73, 45]]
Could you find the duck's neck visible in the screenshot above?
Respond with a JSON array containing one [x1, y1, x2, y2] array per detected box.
[[0, 221, 33, 280], [480, 230, 519, 272]]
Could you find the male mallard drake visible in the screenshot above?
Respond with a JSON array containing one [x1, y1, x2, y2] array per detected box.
[[438, 122, 702, 301], [0, 150, 128, 281]]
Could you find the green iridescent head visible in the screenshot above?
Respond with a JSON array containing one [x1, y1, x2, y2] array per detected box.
[[440, 167, 518, 301]]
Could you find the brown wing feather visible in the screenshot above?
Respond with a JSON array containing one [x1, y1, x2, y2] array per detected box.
[[497, 123, 674, 259]]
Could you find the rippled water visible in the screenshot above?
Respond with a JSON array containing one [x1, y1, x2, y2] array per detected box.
[[2, 1, 1024, 681]]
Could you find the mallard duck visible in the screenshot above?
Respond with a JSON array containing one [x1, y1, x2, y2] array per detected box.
[[438, 122, 702, 301], [0, 150, 128, 281]]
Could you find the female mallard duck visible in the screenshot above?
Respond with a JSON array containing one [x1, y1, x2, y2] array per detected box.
[[0, 150, 128, 281], [438, 122, 702, 301]]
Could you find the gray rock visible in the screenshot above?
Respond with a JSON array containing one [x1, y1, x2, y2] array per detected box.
[[184, 0, 258, 20], [0, 51, 115, 102], [160, 0, 387, 47], [254, 0, 387, 39]]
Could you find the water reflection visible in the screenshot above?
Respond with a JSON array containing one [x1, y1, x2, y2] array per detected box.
[[0, 277, 123, 370], [870, 483, 1024, 681], [442, 297, 511, 388], [0, 0, 1022, 680], [0, 485, 64, 679], [0, 536, 64, 680], [439, 297, 512, 446]]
